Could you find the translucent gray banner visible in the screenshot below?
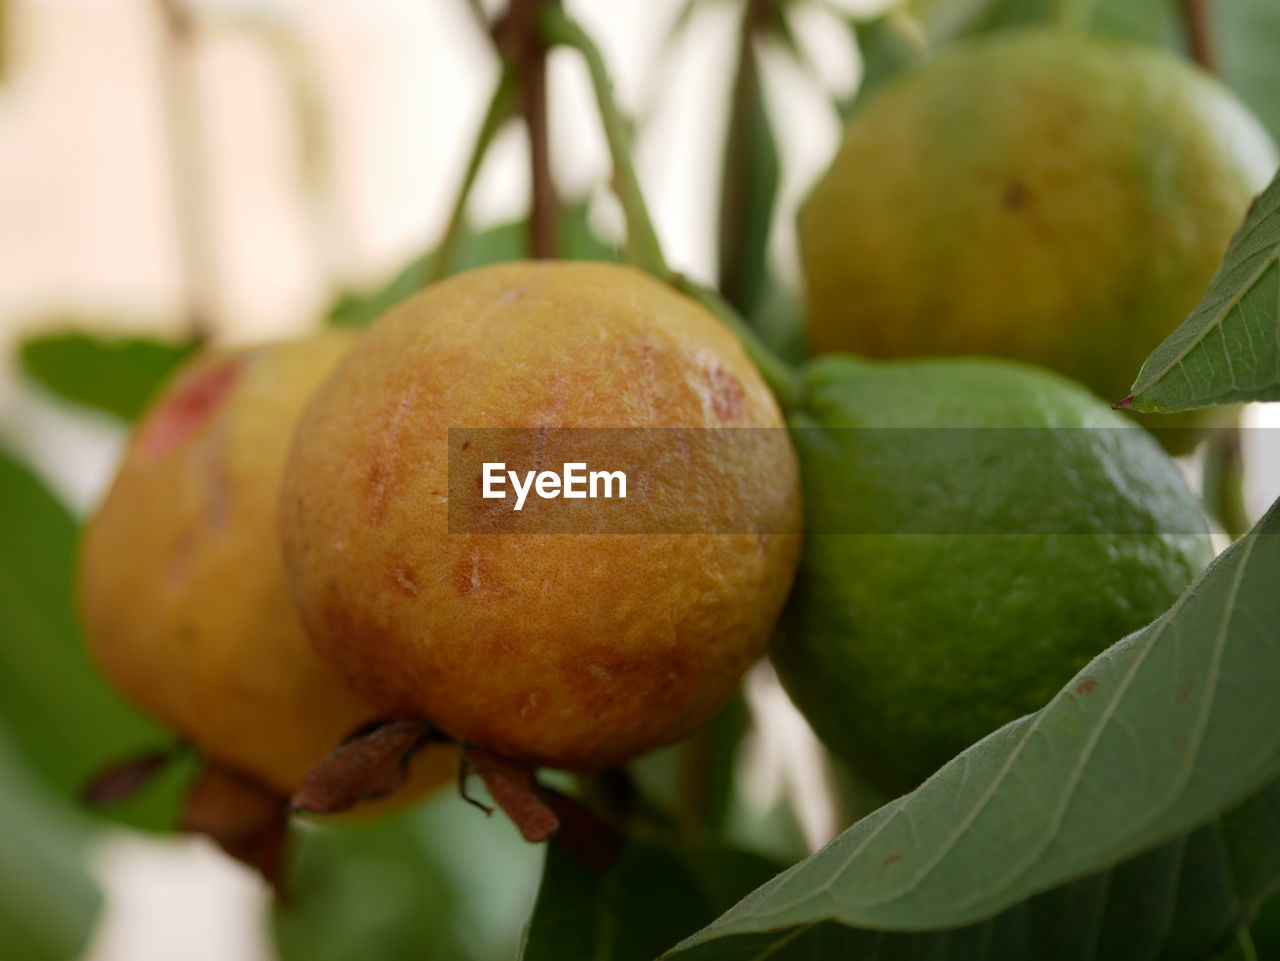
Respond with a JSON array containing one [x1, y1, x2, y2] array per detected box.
[[445, 427, 1277, 534]]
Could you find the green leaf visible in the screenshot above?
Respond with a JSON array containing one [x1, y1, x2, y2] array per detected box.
[[0, 446, 188, 832], [274, 813, 476, 961], [848, 12, 928, 111], [1128, 173, 1280, 412], [668, 500, 1280, 957], [0, 730, 102, 961], [521, 840, 781, 961], [668, 779, 1280, 959], [717, 51, 780, 319], [19, 332, 197, 422], [1248, 891, 1280, 957], [329, 204, 619, 328]]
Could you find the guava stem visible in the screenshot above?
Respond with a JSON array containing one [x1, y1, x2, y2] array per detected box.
[[430, 67, 517, 284], [539, 5, 669, 277], [540, 7, 801, 411], [497, 0, 560, 258]]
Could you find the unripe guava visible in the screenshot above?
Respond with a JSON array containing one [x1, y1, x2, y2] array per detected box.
[[281, 262, 802, 771], [80, 332, 454, 802], [799, 29, 1277, 446], [774, 355, 1215, 796]]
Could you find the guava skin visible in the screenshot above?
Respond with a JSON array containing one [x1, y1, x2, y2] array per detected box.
[[773, 355, 1215, 796], [799, 29, 1277, 448], [281, 261, 803, 771], [79, 332, 455, 802]]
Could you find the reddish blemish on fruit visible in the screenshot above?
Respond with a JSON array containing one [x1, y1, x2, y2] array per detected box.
[[141, 358, 243, 456], [704, 363, 745, 422]]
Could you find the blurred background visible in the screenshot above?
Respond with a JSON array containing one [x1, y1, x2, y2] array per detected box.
[[1, 1, 1278, 959]]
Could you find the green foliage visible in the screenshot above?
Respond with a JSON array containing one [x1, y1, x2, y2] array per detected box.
[[19, 333, 197, 422], [274, 814, 476, 961], [521, 840, 780, 961], [1221, 0, 1280, 142], [717, 59, 779, 319], [0, 731, 101, 961], [0, 447, 189, 832], [669, 501, 1280, 957], [329, 205, 618, 328], [1129, 171, 1280, 411]]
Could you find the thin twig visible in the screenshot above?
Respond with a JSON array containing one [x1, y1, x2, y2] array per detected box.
[[496, 0, 558, 258], [153, 0, 217, 342], [538, 7, 800, 410], [429, 67, 516, 284], [523, 50, 557, 259], [1180, 0, 1215, 73], [540, 5, 668, 277]]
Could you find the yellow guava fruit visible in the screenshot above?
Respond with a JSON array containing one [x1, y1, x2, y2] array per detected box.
[[799, 28, 1276, 445], [80, 331, 454, 803], [281, 261, 802, 771]]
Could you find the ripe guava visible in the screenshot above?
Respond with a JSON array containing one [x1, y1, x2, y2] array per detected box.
[[281, 261, 802, 771], [799, 29, 1277, 447], [79, 331, 454, 803], [774, 355, 1215, 796]]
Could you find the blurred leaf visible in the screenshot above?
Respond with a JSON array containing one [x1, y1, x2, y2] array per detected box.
[[1220, 0, 1280, 143], [848, 12, 928, 110], [0, 729, 101, 961], [748, 278, 808, 367], [1250, 893, 1280, 958], [274, 814, 475, 961], [1129, 172, 1280, 412], [1217, 930, 1261, 961], [688, 695, 751, 834], [717, 52, 779, 318], [19, 333, 197, 422], [329, 204, 618, 328], [521, 840, 779, 961], [0, 446, 189, 832], [669, 500, 1280, 957]]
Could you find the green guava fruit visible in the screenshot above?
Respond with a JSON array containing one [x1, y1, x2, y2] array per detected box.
[[773, 355, 1215, 795]]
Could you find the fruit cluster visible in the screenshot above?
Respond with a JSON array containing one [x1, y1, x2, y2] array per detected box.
[[77, 27, 1265, 843]]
